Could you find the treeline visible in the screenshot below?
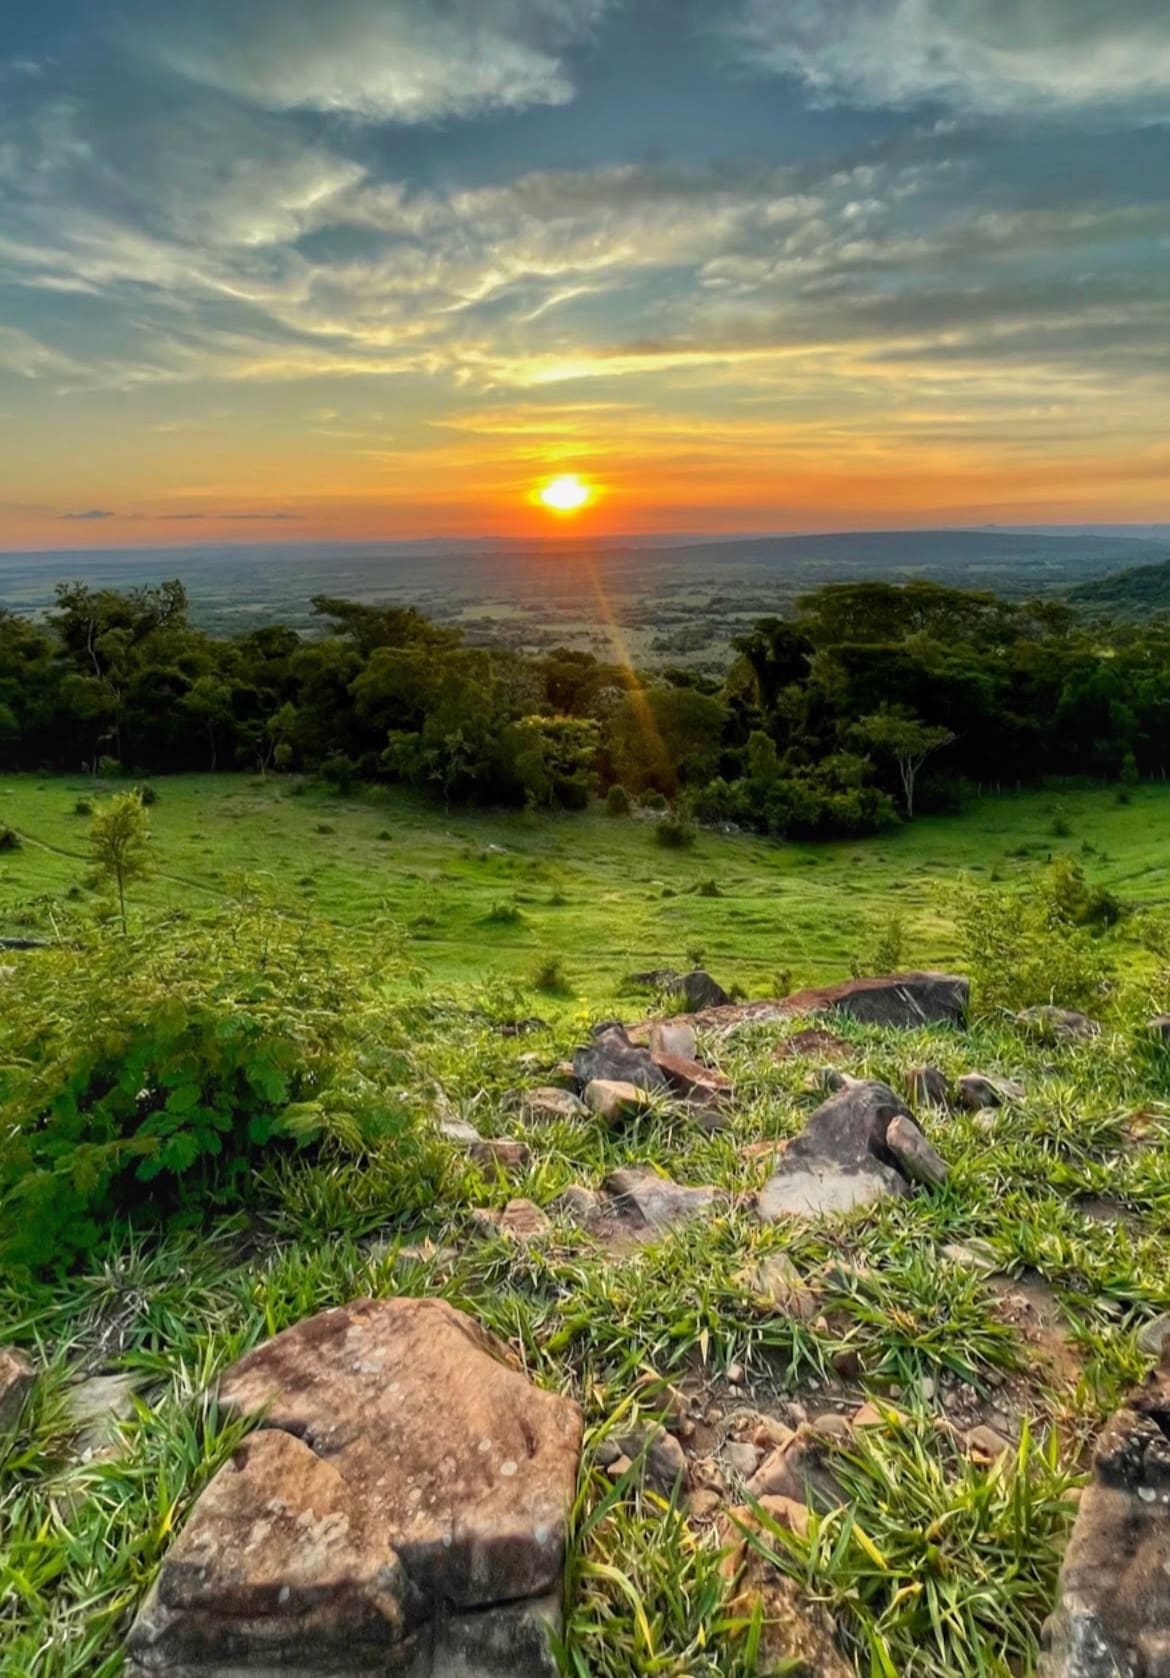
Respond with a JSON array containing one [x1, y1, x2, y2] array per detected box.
[[2, 577, 1169, 839]]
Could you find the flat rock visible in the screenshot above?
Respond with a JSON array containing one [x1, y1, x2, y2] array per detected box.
[[780, 972, 969, 1029], [468, 1139, 531, 1172], [650, 1049, 733, 1104], [648, 1020, 697, 1060], [519, 1087, 587, 1125], [472, 1199, 552, 1241], [0, 1346, 36, 1433], [66, 1371, 141, 1460], [759, 1076, 941, 1220], [573, 1024, 666, 1093], [604, 1165, 723, 1232], [127, 1298, 581, 1678], [584, 1077, 654, 1123], [1040, 1352, 1170, 1677], [1016, 1006, 1101, 1043]]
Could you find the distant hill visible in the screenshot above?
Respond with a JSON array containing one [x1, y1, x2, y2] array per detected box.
[[1067, 555, 1170, 618]]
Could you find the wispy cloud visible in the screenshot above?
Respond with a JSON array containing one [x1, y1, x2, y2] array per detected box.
[[733, 0, 1170, 118], [62, 508, 116, 520]]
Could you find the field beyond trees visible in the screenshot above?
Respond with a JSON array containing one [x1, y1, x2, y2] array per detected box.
[[3, 773, 1169, 997]]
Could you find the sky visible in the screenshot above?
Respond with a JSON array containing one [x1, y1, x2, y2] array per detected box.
[[0, 0, 1168, 548]]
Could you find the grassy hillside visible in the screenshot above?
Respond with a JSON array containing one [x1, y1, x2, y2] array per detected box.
[[3, 774, 1169, 1002]]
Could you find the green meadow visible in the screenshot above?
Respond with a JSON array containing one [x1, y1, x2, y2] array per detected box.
[[3, 774, 1168, 1001]]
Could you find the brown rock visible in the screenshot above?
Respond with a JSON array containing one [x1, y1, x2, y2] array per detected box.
[[614, 1424, 688, 1498], [747, 1427, 840, 1508], [738, 1252, 821, 1321], [520, 1087, 587, 1125], [584, 1077, 654, 1123], [966, 1424, 1013, 1463], [687, 1488, 723, 1521], [852, 1400, 908, 1431], [649, 1019, 697, 1061], [650, 1049, 733, 1105], [773, 1026, 851, 1061], [906, 1065, 952, 1106], [473, 1199, 552, 1241], [469, 1138, 532, 1172], [603, 1164, 724, 1233], [127, 1298, 581, 1678], [0, 1346, 36, 1434]]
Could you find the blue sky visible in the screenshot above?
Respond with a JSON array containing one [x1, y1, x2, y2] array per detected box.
[[1, 0, 1167, 544]]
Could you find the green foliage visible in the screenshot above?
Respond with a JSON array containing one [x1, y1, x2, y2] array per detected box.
[[606, 782, 631, 816], [88, 790, 151, 932], [0, 910, 419, 1273], [533, 953, 571, 995], [654, 804, 697, 849], [954, 867, 1111, 1014], [0, 824, 21, 852]]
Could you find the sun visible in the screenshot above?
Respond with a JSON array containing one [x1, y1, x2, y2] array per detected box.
[[537, 473, 592, 515]]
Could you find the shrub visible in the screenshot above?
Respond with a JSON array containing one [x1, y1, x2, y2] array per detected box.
[[953, 871, 1110, 1015], [606, 783, 631, 816], [0, 911, 420, 1273], [135, 783, 159, 807], [655, 805, 696, 849], [482, 900, 525, 925], [0, 825, 21, 852], [642, 790, 669, 813], [73, 797, 93, 817], [533, 954, 570, 995], [320, 754, 359, 794]]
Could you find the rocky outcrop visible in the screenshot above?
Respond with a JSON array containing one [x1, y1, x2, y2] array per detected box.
[[780, 972, 969, 1029], [125, 1298, 582, 1678], [758, 1077, 948, 1220], [1040, 1349, 1170, 1678], [572, 1024, 666, 1093]]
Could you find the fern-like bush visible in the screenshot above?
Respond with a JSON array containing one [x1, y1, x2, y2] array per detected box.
[[0, 909, 430, 1273]]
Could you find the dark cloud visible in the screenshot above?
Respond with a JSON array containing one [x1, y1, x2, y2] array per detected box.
[[62, 508, 115, 519]]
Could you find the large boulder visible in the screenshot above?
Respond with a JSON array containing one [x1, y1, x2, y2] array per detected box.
[[1040, 1350, 1170, 1677], [126, 1298, 582, 1678], [781, 972, 969, 1029], [758, 1077, 946, 1220], [572, 1024, 666, 1093]]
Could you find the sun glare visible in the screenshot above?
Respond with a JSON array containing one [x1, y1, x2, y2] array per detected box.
[[537, 473, 591, 514]]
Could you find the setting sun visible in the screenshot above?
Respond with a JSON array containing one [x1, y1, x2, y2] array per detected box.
[[538, 474, 592, 514]]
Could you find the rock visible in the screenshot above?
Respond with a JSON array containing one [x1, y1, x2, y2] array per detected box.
[[726, 1361, 746, 1388], [852, 1400, 907, 1431], [1137, 1314, 1170, 1359], [811, 1412, 852, 1442], [127, 1298, 581, 1678], [747, 1427, 840, 1508], [906, 1065, 952, 1107], [724, 1441, 762, 1478], [573, 1024, 666, 1093], [738, 1253, 821, 1320], [1147, 1016, 1170, 1045], [780, 972, 969, 1029], [966, 1425, 1013, 1463], [614, 1424, 688, 1498], [520, 1087, 587, 1125], [1040, 1353, 1170, 1677], [469, 1139, 532, 1172], [676, 970, 731, 1011], [472, 1199, 552, 1241], [957, 1072, 1026, 1110], [886, 1113, 949, 1186], [0, 1346, 36, 1433], [718, 1503, 852, 1678], [604, 1165, 724, 1233], [831, 1347, 862, 1381], [649, 1020, 697, 1061], [552, 1184, 602, 1225], [1016, 1006, 1101, 1044], [650, 1050, 733, 1105], [65, 1371, 141, 1460], [584, 1078, 655, 1123], [606, 1454, 632, 1479], [758, 1077, 942, 1221], [687, 1488, 722, 1521]]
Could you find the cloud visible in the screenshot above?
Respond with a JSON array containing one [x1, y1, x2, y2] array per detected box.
[[734, 0, 1170, 117], [62, 508, 116, 520], [143, 0, 606, 123]]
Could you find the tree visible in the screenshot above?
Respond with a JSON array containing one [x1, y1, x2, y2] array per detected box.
[[89, 792, 152, 932], [855, 709, 956, 819]]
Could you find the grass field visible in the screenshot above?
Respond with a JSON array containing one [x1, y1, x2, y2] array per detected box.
[[3, 773, 1169, 1002], [5, 775, 1170, 1675]]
